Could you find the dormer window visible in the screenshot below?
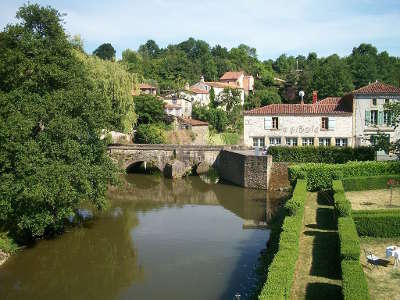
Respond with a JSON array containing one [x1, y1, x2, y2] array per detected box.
[[372, 98, 377, 106]]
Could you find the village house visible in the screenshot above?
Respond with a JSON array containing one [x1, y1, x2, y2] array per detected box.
[[243, 81, 400, 149], [219, 71, 254, 95], [175, 117, 209, 145], [138, 83, 157, 95]]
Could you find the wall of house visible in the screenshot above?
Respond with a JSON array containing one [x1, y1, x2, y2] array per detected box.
[[354, 96, 400, 146], [243, 114, 353, 147]]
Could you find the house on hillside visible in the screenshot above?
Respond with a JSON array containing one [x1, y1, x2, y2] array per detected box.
[[138, 83, 157, 95], [220, 71, 254, 95], [243, 81, 400, 150]]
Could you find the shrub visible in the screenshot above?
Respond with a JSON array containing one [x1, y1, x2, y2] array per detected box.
[[333, 180, 352, 217], [259, 180, 306, 299], [134, 124, 166, 144], [352, 210, 400, 237], [289, 161, 400, 191], [342, 175, 400, 191], [341, 260, 370, 300], [267, 146, 374, 163], [338, 217, 360, 261]]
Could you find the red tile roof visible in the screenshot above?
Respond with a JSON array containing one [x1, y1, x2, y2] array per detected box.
[[244, 100, 352, 116], [181, 118, 208, 126], [317, 97, 342, 104], [205, 81, 242, 89], [189, 87, 209, 94], [139, 83, 157, 89], [220, 71, 244, 80], [353, 81, 400, 95]]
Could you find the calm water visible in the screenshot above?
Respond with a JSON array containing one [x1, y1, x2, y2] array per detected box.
[[0, 174, 286, 300]]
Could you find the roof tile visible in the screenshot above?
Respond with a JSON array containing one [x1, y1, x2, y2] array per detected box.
[[353, 81, 400, 95]]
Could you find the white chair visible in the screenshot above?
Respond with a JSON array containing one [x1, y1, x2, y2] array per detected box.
[[364, 249, 381, 269]]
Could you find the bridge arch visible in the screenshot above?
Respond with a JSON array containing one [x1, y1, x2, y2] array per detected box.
[[125, 159, 164, 173]]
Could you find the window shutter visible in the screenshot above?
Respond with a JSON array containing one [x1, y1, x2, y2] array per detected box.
[[264, 117, 272, 130], [328, 117, 336, 130], [378, 111, 384, 125], [365, 110, 371, 126]]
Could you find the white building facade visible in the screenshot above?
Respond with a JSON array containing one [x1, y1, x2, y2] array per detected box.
[[243, 82, 400, 149]]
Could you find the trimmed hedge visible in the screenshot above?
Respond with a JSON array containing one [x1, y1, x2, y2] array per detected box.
[[338, 217, 360, 261], [352, 210, 400, 237], [289, 161, 400, 191], [342, 175, 400, 191], [259, 180, 307, 300], [267, 146, 374, 163], [341, 260, 370, 300], [333, 180, 352, 217]]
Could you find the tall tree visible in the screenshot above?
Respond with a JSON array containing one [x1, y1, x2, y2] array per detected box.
[[0, 4, 117, 240], [93, 43, 116, 60], [134, 95, 165, 125]]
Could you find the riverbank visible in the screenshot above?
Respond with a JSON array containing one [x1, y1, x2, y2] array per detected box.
[[0, 233, 18, 266]]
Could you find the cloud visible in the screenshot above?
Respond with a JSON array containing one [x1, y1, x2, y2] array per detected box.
[[1, 0, 400, 59]]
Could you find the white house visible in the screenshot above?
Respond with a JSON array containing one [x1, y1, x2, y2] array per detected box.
[[243, 81, 400, 149]]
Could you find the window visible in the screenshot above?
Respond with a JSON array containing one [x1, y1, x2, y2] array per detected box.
[[321, 117, 329, 130], [370, 110, 378, 125], [302, 137, 314, 146], [269, 137, 281, 146], [319, 138, 331, 146], [172, 98, 177, 104], [253, 137, 265, 148], [372, 98, 377, 106], [286, 137, 298, 146], [385, 99, 390, 105], [335, 138, 348, 147], [384, 111, 391, 125], [272, 117, 279, 129]]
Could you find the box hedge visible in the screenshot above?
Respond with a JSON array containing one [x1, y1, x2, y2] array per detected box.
[[259, 180, 307, 300], [333, 180, 352, 217], [338, 217, 360, 261], [289, 161, 400, 191], [341, 260, 370, 300], [342, 175, 400, 191], [352, 210, 400, 237], [267, 146, 374, 163]]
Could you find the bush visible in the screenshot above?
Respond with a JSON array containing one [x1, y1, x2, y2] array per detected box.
[[352, 210, 400, 237], [268, 146, 374, 163], [341, 260, 370, 300], [342, 175, 400, 191], [333, 180, 352, 217], [338, 217, 360, 261], [289, 161, 400, 191], [134, 124, 166, 144], [259, 180, 306, 299]]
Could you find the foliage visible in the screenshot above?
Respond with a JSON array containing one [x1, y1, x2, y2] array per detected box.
[[386, 101, 400, 158], [267, 146, 374, 164], [192, 104, 228, 133], [341, 260, 370, 300], [333, 180, 352, 217], [352, 210, 400, 237], [342, 175, 400, 191], [244, 88, 281, 110], [0, 232, 18, 253], [93, 43, 116, 60], [338, 217, 360, 261], [220, 132, 240, 145], [76, 51, 137, 133], [259, 180, 306, 299], [289, 161, 400, 191], [0, 4, 118, 241], [218, 88, 241, 111], [134, 94, 165, 125], [134, 124, 166, 144]]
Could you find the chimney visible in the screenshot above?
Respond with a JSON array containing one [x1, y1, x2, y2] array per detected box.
[[200, 75, 205, 83], [312, 91, 318, 104]]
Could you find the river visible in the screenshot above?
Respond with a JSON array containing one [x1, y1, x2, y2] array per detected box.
[[0, 173, 287, 300]]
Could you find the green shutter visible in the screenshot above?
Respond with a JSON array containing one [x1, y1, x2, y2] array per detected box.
[[365, 110, 371, 126], [378, 111, 384, 125]]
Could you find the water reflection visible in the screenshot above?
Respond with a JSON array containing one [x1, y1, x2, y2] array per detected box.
[[0, 174, 288, 300]]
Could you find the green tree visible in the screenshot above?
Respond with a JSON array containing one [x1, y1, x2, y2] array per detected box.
[[121, 49, 144, 75], [134, 124, 166, 144], [219, 88, 241, 111], [134, 94, 165, 124], [0, 4, 118, 241], [244, 89, 281, 110], [93, 43, 116, 60], [138, 40, 160, 58], [347, 43, 378, 88], [209, 87, 217, 108]]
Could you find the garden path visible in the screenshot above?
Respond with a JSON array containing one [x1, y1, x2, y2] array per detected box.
[[290, 192, 342, 300]]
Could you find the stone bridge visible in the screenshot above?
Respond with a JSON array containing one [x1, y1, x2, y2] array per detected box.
[[108, 144, 227, 173], [107, 144, 272, 190]]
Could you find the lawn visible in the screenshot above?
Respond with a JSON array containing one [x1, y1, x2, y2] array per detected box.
[[345, 188, 400, 210], [359, 237, 400, 300]]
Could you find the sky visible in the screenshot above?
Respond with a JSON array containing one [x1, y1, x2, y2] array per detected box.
[[1, 0, 400, 60]]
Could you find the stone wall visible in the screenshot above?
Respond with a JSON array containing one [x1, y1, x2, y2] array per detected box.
[[269, 162, 291, 191], [217, 150, 271, 189]]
